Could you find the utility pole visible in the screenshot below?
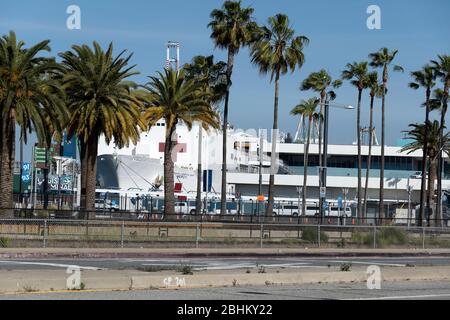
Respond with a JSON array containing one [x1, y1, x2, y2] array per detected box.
[[257, 130, 264, 217]]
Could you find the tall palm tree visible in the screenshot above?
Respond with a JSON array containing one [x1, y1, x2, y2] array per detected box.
[[0, 31, 67, 214], [184, 55, 227, 215], [208, 0, 259, 215], [250, 13, 309, 216], [301, 70, 342, 168], [142, 69, 220, 219], [341, 61, 369, 222], [431, 55, 450, 226], [291, 98, 320, 217], [59, 42, 144, 214], [369, 48, 403, 222], [408, 65, 436, 226], [402, 121, 450, 226], [363, 71, 383, 218]]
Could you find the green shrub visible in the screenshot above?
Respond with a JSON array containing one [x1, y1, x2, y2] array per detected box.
[[178, 264, 194, 275], [301, 227, 328, 243], [280, 238, 304, 245], [0, 237, 9, 248], [351, 231, 373, 246], [36, 210, 50, 219], [223, 235, 238, 245], [378, 227, 407, 246], [340, 263, 352, 272]]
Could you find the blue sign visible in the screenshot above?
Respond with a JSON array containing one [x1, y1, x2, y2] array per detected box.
[[337, 196, 343, 209], [22, 162, 31, 172], [21, 174, 31, 182]]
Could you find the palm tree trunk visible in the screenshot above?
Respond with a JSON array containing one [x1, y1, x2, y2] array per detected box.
[[318, 95, 324, 168], [0, 118, 3, 210], [85, 135, 98, 218], [266, 71, 280, 217], [318, 93, 325, 221], [379, 73, 387, 223], [436, 83, 448, 227], [0, 111, 15, 217], [427, 157, 437, 227], [220, 48, 235, 215], [419, 88, 431, 227], [356, 89, 363, 223], [302, 117, 313, 216], [164, 124, 176, 220], [363, 95, 375, 220], [79, 142, 88, 213], [196, 125, 203, 217]]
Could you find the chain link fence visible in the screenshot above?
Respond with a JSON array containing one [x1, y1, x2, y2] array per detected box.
[[1, 218, 450, 249]]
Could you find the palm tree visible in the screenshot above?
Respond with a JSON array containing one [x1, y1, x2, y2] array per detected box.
[[408, 65, 436, 226], [431, 55, 450, 226], [250, 13, 309, 216], [0, 31, 67, 214], [291, 98, 320, 217], [142, 69, 220, 219], [184, 55, 227, 216], [402, 121, 450, 226], [369, 48, 403, 222], [208, 0, 259, 215], [341, 61, 369, 222], [59, 42, 144, 215], [301, 70, 342, 168], [363, 71, 383, 219]]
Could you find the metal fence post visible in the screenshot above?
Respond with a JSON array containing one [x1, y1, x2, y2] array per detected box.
[[260, 224, 263, 249], [195, 223, 199, 249], [422, 226, 426, 249], [318, 224, 321, 248], [120, 220, 124, 248], [373, 225, 377, 249], [43, 219, 47, 248]]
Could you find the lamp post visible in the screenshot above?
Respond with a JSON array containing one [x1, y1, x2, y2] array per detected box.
[[342, 187, 349, 225], [406, 178, 413, 228], [319, 101, 354, 224]]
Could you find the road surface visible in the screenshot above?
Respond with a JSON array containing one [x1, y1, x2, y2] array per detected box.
[[1, 281, 450, 300]]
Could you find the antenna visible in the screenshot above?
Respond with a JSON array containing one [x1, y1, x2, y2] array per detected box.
[[165, 41, 180, 71]]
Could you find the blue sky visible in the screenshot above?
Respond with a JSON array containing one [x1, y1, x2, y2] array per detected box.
[[1, 0, 449, 160]]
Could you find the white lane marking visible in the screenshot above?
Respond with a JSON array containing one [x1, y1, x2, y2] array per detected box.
[[331, 260, 406, 267], [258, 263, 310, 267], [0, 260, 105, 270], [344, 293, 450, 300]]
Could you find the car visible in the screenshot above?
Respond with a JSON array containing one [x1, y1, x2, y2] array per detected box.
[[94, 199, 119, 212], [410, 171, 423, 179], [326, 206, 352, 218]]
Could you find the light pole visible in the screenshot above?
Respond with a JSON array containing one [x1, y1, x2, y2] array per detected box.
[[406, 178, 413, 228], [342, 187, 349, 225], [319, 101, 354, 224]]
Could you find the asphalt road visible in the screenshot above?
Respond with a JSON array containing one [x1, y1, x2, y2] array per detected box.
[[1, 256, 450, 271], [2, 281, 450, 300]]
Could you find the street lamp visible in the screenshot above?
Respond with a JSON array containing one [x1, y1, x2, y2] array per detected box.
[[406, 177, 413, 228], [319, 101, 354, 223]]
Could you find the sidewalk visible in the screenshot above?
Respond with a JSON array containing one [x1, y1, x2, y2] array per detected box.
[[2, 248, 450, 259], [1, 265, 450, 294]]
